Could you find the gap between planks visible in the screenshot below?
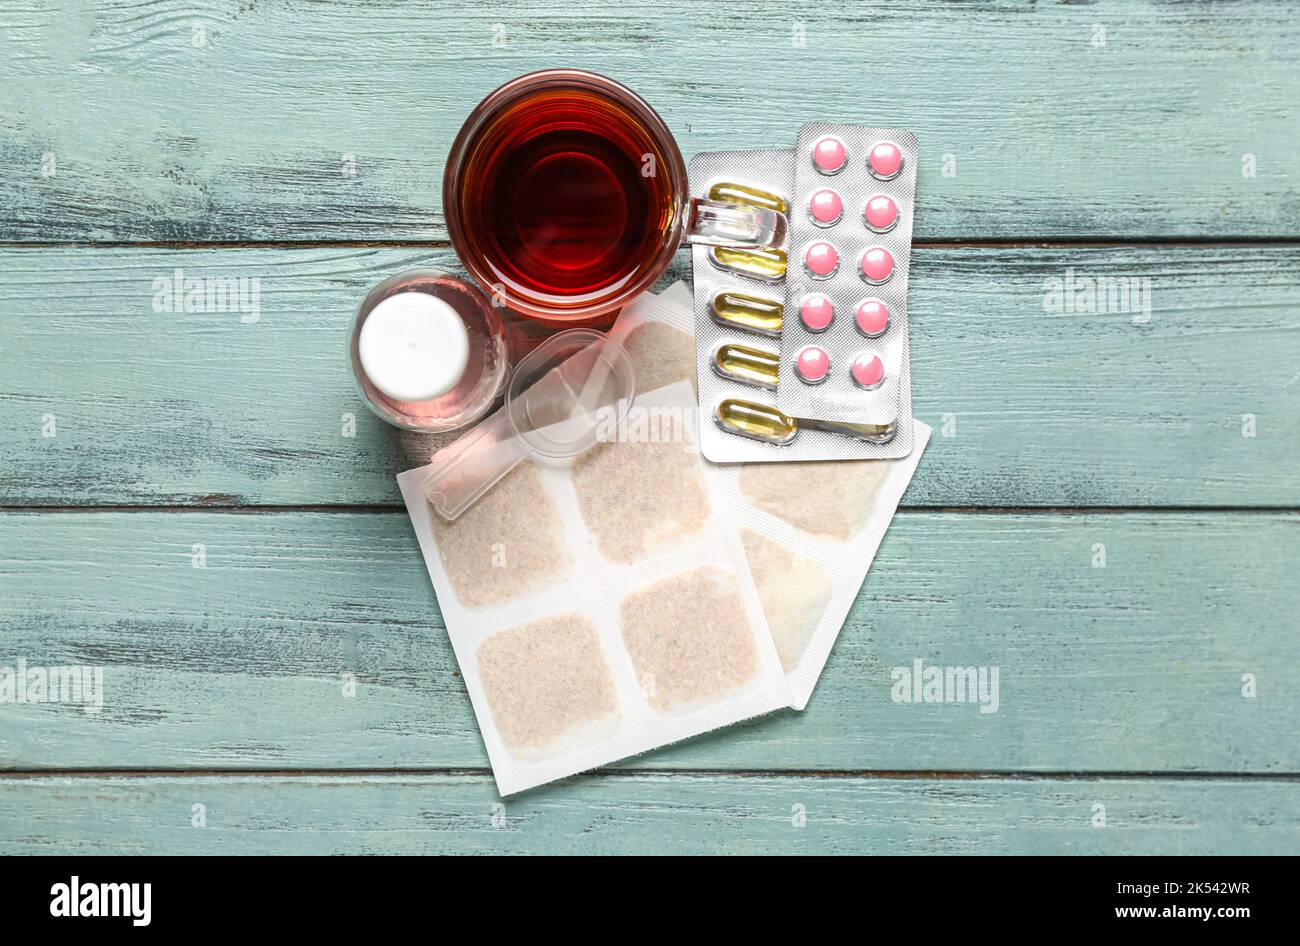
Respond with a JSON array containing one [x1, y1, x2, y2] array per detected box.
[[0, 768, 1297, 782], [3, 237, 1300, 251]]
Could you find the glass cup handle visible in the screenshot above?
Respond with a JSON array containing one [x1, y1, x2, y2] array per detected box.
[[685, 197, 786, 248]]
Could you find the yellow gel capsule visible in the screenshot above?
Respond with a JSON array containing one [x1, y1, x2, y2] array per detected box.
[[714, 399, 798, 446], [707, 182, 789, 216], [714, 401, 899, 446], [709, 245, 788, 282], [713, 343, 779, 389], [710, 291, 783, 337]]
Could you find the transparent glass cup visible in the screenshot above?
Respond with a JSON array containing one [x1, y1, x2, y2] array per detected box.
[[443, 69, 785, 322]]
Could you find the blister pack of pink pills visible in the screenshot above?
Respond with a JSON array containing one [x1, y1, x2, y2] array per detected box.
[[779, 124, 918, 439], [689, 132, 916, 463]]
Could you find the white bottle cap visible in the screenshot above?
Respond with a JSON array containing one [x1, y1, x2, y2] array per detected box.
[[358, 291, 470, 402]]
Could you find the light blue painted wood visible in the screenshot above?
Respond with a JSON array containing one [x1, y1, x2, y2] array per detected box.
[[1, 245, 1297, 507], [1, 1, 1297, 241], [1, 773, 1295, 854], [3, 0, 1297, 855], [2, 510, 1294, 773]]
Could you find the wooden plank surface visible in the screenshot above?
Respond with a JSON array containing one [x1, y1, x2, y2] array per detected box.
[[1, 773, 1295, 855], [3, 509, 1294, 773], [4, 0, 1297, 856], [2, 1, 1298, 242], [3, 244, 1297, 508]]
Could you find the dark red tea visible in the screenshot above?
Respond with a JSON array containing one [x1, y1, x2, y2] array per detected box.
[[451, 88, 677, 309]]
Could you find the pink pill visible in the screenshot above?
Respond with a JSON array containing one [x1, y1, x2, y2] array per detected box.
[[868, 141, 903, 180], [804, 241, 839, 279], [863, 194, 898, 232], [855, 299, 890, 337], [851, 353, 885, 390], [811, 136, 847, 175], [799, 293, 835, 332], [795, 346, 831, 384], [859, 246, 894, 284], [808, 188, 843, 226]]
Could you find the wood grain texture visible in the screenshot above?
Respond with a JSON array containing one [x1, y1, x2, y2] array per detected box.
[[1, 773, 1295, 855], [2, 509, 1294, 773], [3, 0, 1297, 856], [2, 244, 1297, 508], [2, 1, 1297, 242]]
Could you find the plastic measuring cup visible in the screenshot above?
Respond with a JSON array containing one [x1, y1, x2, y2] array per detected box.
[[423, 328, 635, 521]]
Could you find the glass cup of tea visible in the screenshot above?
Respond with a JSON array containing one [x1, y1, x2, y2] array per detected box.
[[443, 69, 785, 321]]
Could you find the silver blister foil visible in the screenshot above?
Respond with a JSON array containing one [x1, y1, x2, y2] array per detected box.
[[690, 147, 914, 462], [778, 124, 918, 432]]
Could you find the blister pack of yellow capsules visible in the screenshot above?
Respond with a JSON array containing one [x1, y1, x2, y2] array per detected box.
[[689, 146, 915, 463]]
